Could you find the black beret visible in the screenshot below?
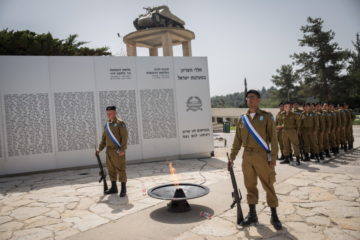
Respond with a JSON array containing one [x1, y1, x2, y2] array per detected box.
[[246, 89, 261, 98], [106, 106, 116, 111], [283, 101, 291, 105]]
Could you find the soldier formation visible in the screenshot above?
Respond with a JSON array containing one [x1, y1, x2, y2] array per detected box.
[[276, 101, 356, 166]]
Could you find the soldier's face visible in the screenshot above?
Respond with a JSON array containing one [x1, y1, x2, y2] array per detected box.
[[284, 104, 291, 112], [294, 104, 299, 109], [246, 94, 260, 108], [323, 104, 328, 110], [279, 105, 284, 111], [106, 110, 116, 120]]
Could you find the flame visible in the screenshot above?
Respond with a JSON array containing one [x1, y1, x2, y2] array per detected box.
[[168, 162, 180, 189]]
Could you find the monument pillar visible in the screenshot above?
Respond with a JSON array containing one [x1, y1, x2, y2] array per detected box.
[[123, 28, 195, 57]]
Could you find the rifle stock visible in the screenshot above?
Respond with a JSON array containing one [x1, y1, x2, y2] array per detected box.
[[95, 152, 109, 193], [227, 152, 244, 225]]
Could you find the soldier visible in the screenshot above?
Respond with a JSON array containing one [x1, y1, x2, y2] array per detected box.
[[315, 103, 326, 160], [275, 103, 285, 160], [300, 103, 320, 161], [344, 103, 355, 149], [229, 90, 282, 230], [329, 103, 339, 155], [278, 102, 301, 165], [338, 104, 349, 152], [96, 106, 128, 197], [334, 104, 342, 153], [309, 103, 319, 159], [322, 103, 332, 158], [293, 102, 303, 115]]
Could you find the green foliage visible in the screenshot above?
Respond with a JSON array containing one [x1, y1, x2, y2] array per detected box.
[[211, 87, 279, 108], [0, 29, 111, 56]]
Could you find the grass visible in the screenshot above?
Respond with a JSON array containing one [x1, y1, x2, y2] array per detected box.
[[354, 115, 360, 125]]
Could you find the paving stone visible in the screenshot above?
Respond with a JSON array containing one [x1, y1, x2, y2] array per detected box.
[[191, 217, 238, 237], [10, 227, 52, 240], [10, 207, 50, 220]]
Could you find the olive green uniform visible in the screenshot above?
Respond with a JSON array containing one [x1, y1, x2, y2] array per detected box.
[[347, 109, 355, 145], [317, 111, 327, 153], [98, 118, 128, 182], [230, 109, 279, 208], [329, 110, 338, 148], [275, 111, 284, 156], [300, 112, 318, 154], [339, 109, 348, 146], [323, 111, 332, 151], [335, 110, 342, 146], [278, 111, 300, 157]]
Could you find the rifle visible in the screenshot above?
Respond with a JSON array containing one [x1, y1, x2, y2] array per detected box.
[[226, 152, 244, 225], [95, 150, 109, 194]]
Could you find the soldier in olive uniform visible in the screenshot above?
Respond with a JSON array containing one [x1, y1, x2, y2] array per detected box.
[[338, 104, 349, 152], [322, 103, 332, 158], [300, 103, 320, 161], [275, 103, 285, 160], [293, 102, 303, 115], [344, 103, 355, 149], [329, 103, 339, 155], [278, 102, 301, 165], [96, 106, 128, 197], [315, 103, 326, 160], [334, 104, 343, 153], [229, 90, 282, 230]]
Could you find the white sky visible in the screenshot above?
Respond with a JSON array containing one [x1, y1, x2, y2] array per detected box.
[[0, 0, 359, 96]]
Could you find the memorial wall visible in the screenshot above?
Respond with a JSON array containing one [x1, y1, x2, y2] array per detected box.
[[0, 56, 213, 175]]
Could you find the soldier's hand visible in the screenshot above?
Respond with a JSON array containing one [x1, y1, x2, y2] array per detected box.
[[95, 149, 100, 156], [269, 160, 276, 168], [118, 151, 125, 157]]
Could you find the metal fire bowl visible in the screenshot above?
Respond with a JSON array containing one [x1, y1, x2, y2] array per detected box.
[[147, 183, 210, 212]]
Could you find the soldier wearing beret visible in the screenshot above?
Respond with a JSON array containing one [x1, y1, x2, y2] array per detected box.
[[96, 106, 128, 197], [229, 90, 282, 230]]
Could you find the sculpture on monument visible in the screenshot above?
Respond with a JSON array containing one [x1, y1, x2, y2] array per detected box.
[[133, 5, 185, 30]]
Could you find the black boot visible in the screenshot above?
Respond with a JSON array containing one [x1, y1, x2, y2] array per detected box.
[[319, 152, 325, 160], [289, 153, 293, 160], [105, 181, 118, 194], [303, 153, 310, 161], [278, 154, 285, 160], [280, 156, 290, 164], [325, 149, 330, 158], [344, 144, 348, 152], [310, 153, 315, 159], [239, 204, 258, 227], [270, 207, 282, 230], [349, 143, 353, 150], [119, 182, 127, 197], [315, 153, 320, 162], [295, 156, 300, 166], [332, 147, 338, 155]]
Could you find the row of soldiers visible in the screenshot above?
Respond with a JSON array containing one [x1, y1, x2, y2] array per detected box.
[[275, 101, 356, 165]]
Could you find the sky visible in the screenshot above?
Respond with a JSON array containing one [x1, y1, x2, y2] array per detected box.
[[0, 0, 359, 96]]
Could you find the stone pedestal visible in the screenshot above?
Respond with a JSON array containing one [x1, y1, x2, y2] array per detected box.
[[123, 28, 195, 56]]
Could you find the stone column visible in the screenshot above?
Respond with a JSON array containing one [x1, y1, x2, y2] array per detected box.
[[149, 48, 158, 56], [182, 41, 192, 56], [126, 44, 137, 56], [161, 32, 173, 56]]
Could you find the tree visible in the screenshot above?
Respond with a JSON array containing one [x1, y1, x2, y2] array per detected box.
[[271, 64, 300, 101], [291, 17, 348, 102], [0, 29, 111, 56], [345, 33, 360, 107]]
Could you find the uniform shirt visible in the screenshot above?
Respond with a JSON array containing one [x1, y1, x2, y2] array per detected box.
[[275, 111, 283, 132], [230, 108, 278, 161], [317, 111, 327, 132], [324, 111, 333, 131], [339, 109, 348, 128], [300, 112, 317, 130], [293, 109, 303, 116], [98, 118, 128, 152], [331, 111, 338, 129], [335, 110, 342, 128], [278, 111, 300, 130]]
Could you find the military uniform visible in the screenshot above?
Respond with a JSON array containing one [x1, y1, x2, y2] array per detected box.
[[275, 111, 284, 158], [335, 109, 342, 148], [317, 110, 327, 159], [329, 110, 338, 154], [278, 111, 301, 160], [347, 108, 356, 149], [323, 110, 333, 157], [98, 118, 128, 183], [230, 109, 279, 208], [300, 111, 319, 160]]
